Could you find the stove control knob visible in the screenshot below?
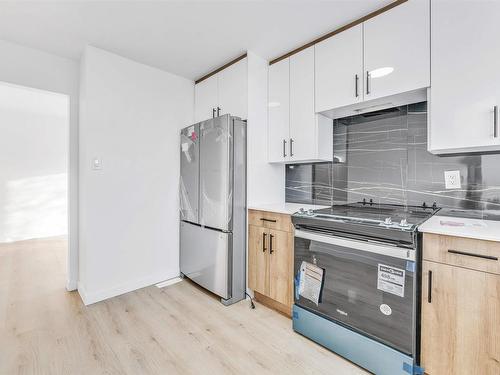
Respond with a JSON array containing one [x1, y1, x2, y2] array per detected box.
[[307, 209, 314, 216], [298, 208, 306, 214], [400, 219, 408, 227], [384, 217, 392, 225]]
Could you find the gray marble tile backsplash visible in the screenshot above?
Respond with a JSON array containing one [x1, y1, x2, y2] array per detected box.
[[285, 102, 500, 212]]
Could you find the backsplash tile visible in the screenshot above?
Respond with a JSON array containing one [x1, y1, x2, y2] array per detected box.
[[285, 102, 500, 212]]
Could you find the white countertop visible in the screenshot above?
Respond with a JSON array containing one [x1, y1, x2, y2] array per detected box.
[[248, 202, 329, 215], [419, 215, 500, 242]]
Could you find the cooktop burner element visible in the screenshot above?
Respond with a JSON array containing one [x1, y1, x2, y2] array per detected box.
[[293, 202, 440, 247]]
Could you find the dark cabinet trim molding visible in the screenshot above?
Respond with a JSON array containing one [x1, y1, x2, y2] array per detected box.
[[195, 53, 247, 84], [269, 0, 407, 65]]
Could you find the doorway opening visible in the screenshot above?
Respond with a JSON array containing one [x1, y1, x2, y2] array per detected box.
[[0, 81, 70, 287]]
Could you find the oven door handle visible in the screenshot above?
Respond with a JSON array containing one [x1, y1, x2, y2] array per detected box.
[[294, 229, 415, 261]]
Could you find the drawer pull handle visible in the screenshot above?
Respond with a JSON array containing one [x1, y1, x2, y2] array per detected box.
[[260, 218, 277, 223], [428, 270, 432, 303], [447, 249, 498, 261]]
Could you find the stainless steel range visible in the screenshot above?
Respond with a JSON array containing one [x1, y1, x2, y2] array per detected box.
[[291, 201, 439, 375]]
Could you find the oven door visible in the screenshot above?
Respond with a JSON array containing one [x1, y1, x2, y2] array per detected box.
[[294, 229, 416, 356]]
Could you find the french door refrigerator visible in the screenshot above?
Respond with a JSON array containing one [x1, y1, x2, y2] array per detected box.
[[179, 114, 246, 305]]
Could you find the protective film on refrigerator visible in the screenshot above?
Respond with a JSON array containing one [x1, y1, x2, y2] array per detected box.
[[199, 117, 233, 231], [179, 125, 199, 223]]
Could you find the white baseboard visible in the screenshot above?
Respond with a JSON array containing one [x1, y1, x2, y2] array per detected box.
[[155, 276, 182, 288], [66, 278, 78, 292], [77, 272, 174, 306]]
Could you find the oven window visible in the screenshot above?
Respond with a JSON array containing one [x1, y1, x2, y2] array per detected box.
[[294, 236, 415, 355]]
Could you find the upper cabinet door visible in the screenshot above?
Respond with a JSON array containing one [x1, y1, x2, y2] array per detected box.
[[363, 0, 430, 101], [218, 58, 248, 119], [268, 58, 290, 163], [195, 74, 218, 123], [429, 1, 500, 154], [315, 24, 363, 112], [289, 47, 317, 161]]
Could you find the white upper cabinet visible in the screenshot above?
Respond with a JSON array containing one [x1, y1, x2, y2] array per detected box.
[[429, 0, 500, 154], [363, 0, 430, 101], [194, 57, 247, 123], [268, 58, 290, 163], [195, 74, 218, 123], [290, 47, 332, 162], [314, 0, 430, 116], [268, 47, 332, 164], [315, 24, 363, 112], [218, 58, 248, 119]]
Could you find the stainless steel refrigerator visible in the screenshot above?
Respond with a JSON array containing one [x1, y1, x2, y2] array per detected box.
[[179, 114, 246, 305]]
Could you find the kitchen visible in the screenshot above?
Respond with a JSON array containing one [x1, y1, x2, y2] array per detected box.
[[1, 1, 499, 374]]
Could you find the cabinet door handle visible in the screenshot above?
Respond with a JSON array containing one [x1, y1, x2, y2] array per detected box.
[[212, 108, 216, 118], [260, 218, 277, 223], [494, 105, 498, 138], [290, 138, 294, 157], [269, 234, 274, 254], [283, 139, 287, 157], [355, 74, 359, 98], [366, 71, 370, 95], [262, 232, 267, 252], [427, 270, 432, 303], [217, 106, 221, 117], [448, 249, 498, 261]]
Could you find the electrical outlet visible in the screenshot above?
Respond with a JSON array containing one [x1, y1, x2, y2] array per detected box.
[[444, 170, 461, 189]]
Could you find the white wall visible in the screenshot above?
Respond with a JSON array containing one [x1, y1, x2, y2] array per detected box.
[[78, 46, 194, 304], [0, 39, 79, 290], [0, 83, 69, 242], [247, 51, 285, 205]]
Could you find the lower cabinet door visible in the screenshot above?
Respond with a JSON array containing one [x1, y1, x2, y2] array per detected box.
[[421, 261, 500, 375], [248, 225, 269, 295], [268, 229, 293, 308]]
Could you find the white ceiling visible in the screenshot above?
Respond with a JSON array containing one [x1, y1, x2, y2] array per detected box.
[[0, 1, 392, 81]]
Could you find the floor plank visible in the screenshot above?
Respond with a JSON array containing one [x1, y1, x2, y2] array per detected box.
[[0, 237, 368, 375]]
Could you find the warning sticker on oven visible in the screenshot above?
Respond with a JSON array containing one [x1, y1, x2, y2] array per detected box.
[[377, 264, 405, 298]]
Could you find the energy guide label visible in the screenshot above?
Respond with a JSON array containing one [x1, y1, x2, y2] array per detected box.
[[377, 264, 405, 298]]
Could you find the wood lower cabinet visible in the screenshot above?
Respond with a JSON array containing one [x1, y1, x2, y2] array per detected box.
[[248, 225, 268, 295], [268, 229, 293, 308], [421, 234, 500, 375], [248, 210, 294, 316]]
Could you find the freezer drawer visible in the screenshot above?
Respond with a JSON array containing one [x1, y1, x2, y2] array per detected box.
[[180, 221, 231, 299]]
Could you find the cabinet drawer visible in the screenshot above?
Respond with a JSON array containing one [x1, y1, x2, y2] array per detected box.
[[423, 233, 500, 275], [248, 209, 293, 232]]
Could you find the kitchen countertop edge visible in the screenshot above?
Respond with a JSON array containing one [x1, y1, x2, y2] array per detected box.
[[248, 203, 329, 216], [419, 215, 500, 243]]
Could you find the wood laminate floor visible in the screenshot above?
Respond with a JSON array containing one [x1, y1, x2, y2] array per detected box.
[[0, 237, 368, 375]]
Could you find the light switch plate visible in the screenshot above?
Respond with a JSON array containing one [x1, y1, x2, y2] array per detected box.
[[92, 158, 102, 170], [444, 170, 461, 189]]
